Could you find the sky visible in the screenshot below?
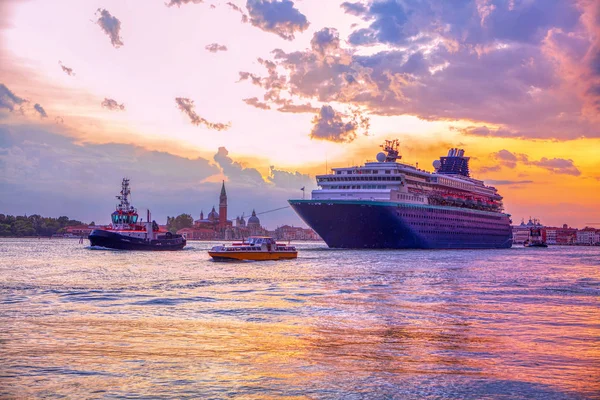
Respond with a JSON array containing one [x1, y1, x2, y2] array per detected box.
[[0, 0, 599, 229]]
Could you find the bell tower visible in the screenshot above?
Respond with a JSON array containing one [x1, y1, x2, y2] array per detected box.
[[219, 180, 227, 226]]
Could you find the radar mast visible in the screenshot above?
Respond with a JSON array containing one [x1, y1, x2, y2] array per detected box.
[[380, 139, 401, 162]]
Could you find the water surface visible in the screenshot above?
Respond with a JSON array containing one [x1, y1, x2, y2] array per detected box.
[[1, 238, 599, 399]]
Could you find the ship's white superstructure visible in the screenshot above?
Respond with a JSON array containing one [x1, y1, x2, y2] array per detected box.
[[311, 140, 503, 212]]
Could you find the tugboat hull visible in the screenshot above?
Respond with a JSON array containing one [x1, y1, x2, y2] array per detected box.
[[88, 229, 186, 251]]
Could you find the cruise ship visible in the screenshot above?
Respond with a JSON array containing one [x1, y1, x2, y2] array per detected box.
[[289, 140, 512, 249]]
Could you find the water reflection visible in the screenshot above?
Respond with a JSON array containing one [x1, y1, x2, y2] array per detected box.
[[0, 239, 598, 399]]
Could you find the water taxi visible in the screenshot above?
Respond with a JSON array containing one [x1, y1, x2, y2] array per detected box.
[[208, 236, 297, 261]]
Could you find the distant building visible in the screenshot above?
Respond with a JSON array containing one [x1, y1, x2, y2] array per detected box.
[[274, 225, 321, 241], [576, 228, 599, 245], [176, 182, 272, 240], [64, 225, 95, 236]]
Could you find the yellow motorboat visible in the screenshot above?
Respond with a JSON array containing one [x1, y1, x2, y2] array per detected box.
[[208, 236, 298, 261]]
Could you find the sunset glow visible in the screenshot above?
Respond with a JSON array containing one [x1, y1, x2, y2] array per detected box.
[[1, 0, 599, 228]]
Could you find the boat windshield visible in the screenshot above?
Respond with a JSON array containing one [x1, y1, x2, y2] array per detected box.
[[247, 237, 274, 245], [111, 213, 138, 224]]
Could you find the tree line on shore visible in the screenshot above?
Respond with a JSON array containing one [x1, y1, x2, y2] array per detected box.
[[0, 214, 92, 237], [166, 214, 194, 234]]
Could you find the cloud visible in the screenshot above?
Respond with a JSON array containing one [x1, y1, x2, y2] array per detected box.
[[243, 97, 271, 110], [95, 9, 124, 48], [276, 102, 317, 113], [33, 104, 47, 118], [165, 0, 203, 7], [175, 97, 231, 130], [58, 61, 75, 76], [237, 0, 600, 140], [246, 0, 309, 40], [0, 83, 26, 112], [267, 166, 312, 189], [310, 27, 340, 55], [213, 146, 265, 185], [310, 105, 361, 143], [226, 2, 249, 22], [529, 157, 581, 176], [340, 2, 367, 16], [101, 98, 125, 111], [484, 149, 581, 176], [205, 43, 228, 53], [491, 149, 529, 168]]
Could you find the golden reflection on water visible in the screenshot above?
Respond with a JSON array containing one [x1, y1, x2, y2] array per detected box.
[[0, 239, 599, 399]]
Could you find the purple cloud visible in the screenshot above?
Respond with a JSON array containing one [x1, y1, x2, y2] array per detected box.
[[175, 97, 231, 131], [311, 105, 365, 143], [95, 9, 124, 48], [233, 0, 600, 141], [340, 2, 367, 16], [243, 97, 271, 110], [276, 101, 317, 113], [59, 61, 75, 77], [491, 149, 529, 169], [246, 0, 309, 40], [214, 147, 264, 184], [227, 2, 249, 22], [310, 28, 340, 55], [530, 157, 581, 176], [33, 103, 47, 118], [0, 83, 26, 112], [205, 43, 228, 53], [484, 149, 581, 176], [165, 0, 204, 7], [101, 98, 125, 111]]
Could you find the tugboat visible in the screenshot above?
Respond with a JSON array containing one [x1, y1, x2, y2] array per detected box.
[[208, 236, 297, 261], [88, 178, 186, 250], [524, 227, 548, 248]]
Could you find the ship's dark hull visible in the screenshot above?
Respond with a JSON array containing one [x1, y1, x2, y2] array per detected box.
[[289, 200, 512, 249], [88, 229, 186, 251]]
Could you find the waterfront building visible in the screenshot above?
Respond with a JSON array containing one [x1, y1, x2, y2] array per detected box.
[[554, 224, 578, 245], [274, 225, 321, 241], [576, 228, 599, 245], [64, 225, 95, 237]]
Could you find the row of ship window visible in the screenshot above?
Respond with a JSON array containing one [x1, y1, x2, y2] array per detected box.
[[336, 169, 397, 175], [330, 185, 389, 190], [396, 206, 504, 221], [404, 219, 508, 232], [417, 231, 509, 237], [319, 176, 403, 182]]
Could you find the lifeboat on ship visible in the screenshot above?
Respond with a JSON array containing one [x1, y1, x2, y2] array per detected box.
[[208, 236, 297, 261]]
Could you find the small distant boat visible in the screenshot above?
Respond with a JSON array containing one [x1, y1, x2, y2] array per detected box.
[[523, 227, 547, 248], [88, 178, 186, 251], [208, 236, 297, 261]]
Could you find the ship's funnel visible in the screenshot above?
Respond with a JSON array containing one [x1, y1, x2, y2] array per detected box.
[[447, 149, 453, 157], [457, 149, 465, 157]]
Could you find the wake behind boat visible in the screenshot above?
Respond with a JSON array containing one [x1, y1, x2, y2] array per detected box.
[[88, 178, 186, 251]]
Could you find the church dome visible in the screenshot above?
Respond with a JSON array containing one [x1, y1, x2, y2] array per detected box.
[[208, 206, 219, 221], [248, 209, 260, 226]]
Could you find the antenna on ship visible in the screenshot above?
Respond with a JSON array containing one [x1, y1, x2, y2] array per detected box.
[[380, 139, 401, 162]]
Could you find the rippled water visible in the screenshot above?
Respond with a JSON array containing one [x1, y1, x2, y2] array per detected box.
[[1, 238, 599, 399]]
